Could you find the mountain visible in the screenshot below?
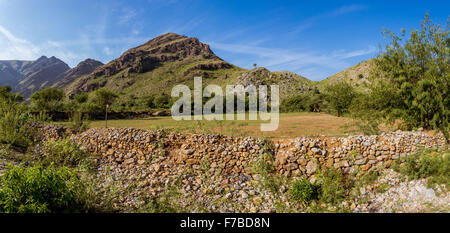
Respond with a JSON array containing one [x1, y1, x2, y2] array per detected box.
[[2, 33, 376, 101], [63, 33, 316, 100], [52, 59, 104, 89], [319, 59, 376, 89], [0, 56, 70, 98], [64, 33, 241, 97], [15, 56, 70, 98], [0, 60, 33, 88]]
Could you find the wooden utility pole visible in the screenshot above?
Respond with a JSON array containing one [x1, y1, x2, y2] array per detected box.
[[105, 104, 109, 128]]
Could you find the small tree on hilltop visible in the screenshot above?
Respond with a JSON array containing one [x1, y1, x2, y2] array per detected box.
[[92, 89, 118, 128]]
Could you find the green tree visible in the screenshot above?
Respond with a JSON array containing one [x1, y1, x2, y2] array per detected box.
[[370, 13, 449, 133], [92, 89, 118, 127], [323, 82, 357, 117], [0, 86, 23, 102], [30, 88, 65, 113]]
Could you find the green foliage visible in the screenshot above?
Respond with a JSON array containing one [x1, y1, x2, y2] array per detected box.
[[0, 86, 23, 102], [30, 88, 65, 113], [92, 88, 118, 111], [0, 89, 31, 149], [68, 111, 90, 133], [281, 93, 324, 113], [253, 142, 282, 194], [0, 164, 86, 213], [281, 94, 309, 112], [369, 14, 449, 133], [73, 92, 89, 105], [153, 93, 170, 109], [393, 148, 450, 187], [323, 81, 357, 117], [40, 139, 91, 168], [289, 177, 319, 204], [316, 168, 348, 204]]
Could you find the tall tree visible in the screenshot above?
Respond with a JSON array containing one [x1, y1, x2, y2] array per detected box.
[[323, 81, 356, 117], [371, 13, 449, 132], [92, 89, 118, 127], [30, 88, 65, 113]]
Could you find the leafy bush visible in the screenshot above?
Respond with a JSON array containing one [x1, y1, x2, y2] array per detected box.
[[40, 139, 91, 168], [393, 149, 450, 187], [0, 96, 31, 149], [0, 164, 86, 213], [280, 94, 309, 112], [317, 168, 348, 204], [290, 177, 318, 204]]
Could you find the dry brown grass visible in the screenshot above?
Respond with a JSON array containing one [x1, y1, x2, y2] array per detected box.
[[87, 112, 355, 139]]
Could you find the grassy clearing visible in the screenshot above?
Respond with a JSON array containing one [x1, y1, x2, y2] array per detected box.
[[84, 112, 355, 138]]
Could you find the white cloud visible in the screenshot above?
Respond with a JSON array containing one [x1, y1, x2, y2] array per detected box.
[[334, 45, 377, 59], [291, 4, 367, 34], [119, 8, 138, 25], [209, 42, 376, 80], [0, 25, 40, 60], [103, 46, 113, 56]]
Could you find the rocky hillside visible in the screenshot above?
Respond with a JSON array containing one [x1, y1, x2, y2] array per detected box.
[[235, 68, 315, 99], [52, 59, 104, 89], [319, 59, 376, 89]]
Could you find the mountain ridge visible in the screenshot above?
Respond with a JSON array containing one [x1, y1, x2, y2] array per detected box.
[[0, 33, 375, 100]]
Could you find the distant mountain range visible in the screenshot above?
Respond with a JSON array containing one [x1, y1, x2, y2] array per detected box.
[[0, 33, 374, 100]]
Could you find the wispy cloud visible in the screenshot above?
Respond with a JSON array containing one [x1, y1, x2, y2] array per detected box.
[[291, 4, 368, 34], [119, 8, 138, 25], [209, 41, 376, 80], [0, 25, 40, 60]]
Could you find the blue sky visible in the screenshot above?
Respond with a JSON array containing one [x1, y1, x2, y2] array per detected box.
[[0, 0, 448, 80]]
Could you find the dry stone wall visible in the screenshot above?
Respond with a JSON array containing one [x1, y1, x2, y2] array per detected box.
[[62, 127, 448, 179]]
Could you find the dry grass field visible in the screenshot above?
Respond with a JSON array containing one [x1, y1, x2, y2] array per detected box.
[[87, 112, 356, 138]]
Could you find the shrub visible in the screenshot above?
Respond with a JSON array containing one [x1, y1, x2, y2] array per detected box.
[[290, 177, 318, 204], [0, 97, 31, 149], [317, 168, 347, 204], [393, 149, 450, 187], [280, 94, 309, 112], [0, 164, 86, 213], [40, 139, 91, 168]]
